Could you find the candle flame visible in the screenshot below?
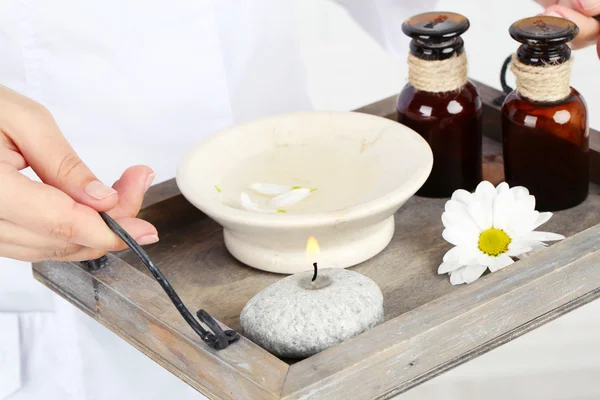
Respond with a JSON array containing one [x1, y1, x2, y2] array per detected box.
[[306, 236, 320, 262]]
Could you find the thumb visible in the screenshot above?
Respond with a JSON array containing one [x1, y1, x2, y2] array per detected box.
[[0, 86, 118, 211], [543, 5, 600, 49]]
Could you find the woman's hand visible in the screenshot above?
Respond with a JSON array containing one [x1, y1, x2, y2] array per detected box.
[[536, 0, 600, 56], [0, 85, 158, 262]]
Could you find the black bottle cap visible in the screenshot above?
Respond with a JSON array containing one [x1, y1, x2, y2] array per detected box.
[[509, 16, 578, 46], [402, 12, 470, 41]]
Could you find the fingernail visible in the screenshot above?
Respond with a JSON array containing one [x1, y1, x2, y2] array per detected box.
[[137, 235, 159, 245], [545, 11, 563, 18], [85, 180, 118, 200], [144, 173, 156, 193]]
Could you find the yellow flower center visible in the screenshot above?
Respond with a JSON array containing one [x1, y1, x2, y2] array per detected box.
[[478, 228, 511, 257]]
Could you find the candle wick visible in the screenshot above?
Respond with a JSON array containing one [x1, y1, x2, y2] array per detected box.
[[312, 262, 318, 282]]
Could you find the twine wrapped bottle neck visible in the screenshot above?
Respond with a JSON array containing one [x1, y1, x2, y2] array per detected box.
[[408, 51, 468, 93], [511, 53, 573, 102]]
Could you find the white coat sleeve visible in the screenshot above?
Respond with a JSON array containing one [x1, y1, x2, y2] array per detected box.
[[0, 314, 21, 400], [332, 0, 439, 57]]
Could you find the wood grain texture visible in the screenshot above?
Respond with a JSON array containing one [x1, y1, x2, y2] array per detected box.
[[34, 256, 289, 400], [282, 223, 600, 399], [117, 135, 600, 337], [32, 80, 600, 400]]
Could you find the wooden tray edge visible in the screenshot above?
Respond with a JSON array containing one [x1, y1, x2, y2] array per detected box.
[[281, 222, 600, 399], [33, 256, 290, 400]]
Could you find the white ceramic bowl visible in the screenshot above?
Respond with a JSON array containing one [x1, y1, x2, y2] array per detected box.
[[177, 111, 432, 274]]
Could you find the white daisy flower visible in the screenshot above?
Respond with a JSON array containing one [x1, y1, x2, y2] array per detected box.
[[439, 181, 565, 285]]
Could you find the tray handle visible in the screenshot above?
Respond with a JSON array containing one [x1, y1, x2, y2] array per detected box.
[[82, 212, 239, 350]]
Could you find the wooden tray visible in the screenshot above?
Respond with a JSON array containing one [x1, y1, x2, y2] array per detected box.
[[33, 81, 600, 400]]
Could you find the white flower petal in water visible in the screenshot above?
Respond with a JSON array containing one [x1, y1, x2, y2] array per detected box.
[[268, 188, 312, 209], [438, 181, 565, 285], [240, 192, 275, 214], [248, 183, 292, 196]]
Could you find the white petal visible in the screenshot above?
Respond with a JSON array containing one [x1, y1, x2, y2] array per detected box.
[[443, 246, 462, 262], [521, 231, 565, 242], [507, 241, 533, 257], [444, 203, 480, 232], [442, 211, 481, 237], [468, 199, 491, 231], [492, 190, 514, 230], [450, 268, 466, 285], [240, 192, 275, 214], [516, 241, 547, 257], [496, 182, 510, 194], [510, 186, 530, 200], [458, 246, 479, 265], [462, 264, 488, 284], [505, 193, 540, 235], [445, 199, 468, 213], [438, 261, 462, 274], [443, 228, 478, 247], [268, 188, 311, 208], [451, 189, 472, 206], [475, 181, 497, 201], [521, 195, 536, 212], [532, 212, 553, 230], [248, 183, 292, 196], [488, 253, 514, 272], [475, 251, 495, 267]]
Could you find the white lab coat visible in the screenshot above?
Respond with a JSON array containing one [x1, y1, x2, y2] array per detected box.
[[0, 1, 434, 398]]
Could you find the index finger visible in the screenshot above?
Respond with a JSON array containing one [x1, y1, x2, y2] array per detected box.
[[0, 165, 156, 250], [0, 85, 118, 211], [544, 5, 600, 48], [573, 0, 600, 17]]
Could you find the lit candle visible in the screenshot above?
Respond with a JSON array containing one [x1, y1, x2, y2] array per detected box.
[[240, 237, 384, 359]]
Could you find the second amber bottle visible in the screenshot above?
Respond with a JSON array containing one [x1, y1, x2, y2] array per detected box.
[[397, 12, 482, 198]]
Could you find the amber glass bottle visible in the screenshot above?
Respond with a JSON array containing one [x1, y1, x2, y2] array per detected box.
[[502, 17, 588, 211], [397, 12, 482, 198]]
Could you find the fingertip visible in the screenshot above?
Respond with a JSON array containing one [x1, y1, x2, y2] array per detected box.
[[113, 216, 158, 240], [574, 0, 600, 17], [542, 4, 600, 48], [83, 180, 119, 211], [543, 8, 564, 18]]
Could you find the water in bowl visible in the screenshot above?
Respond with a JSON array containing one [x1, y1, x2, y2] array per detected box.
[[219, 145, 378, 214]]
